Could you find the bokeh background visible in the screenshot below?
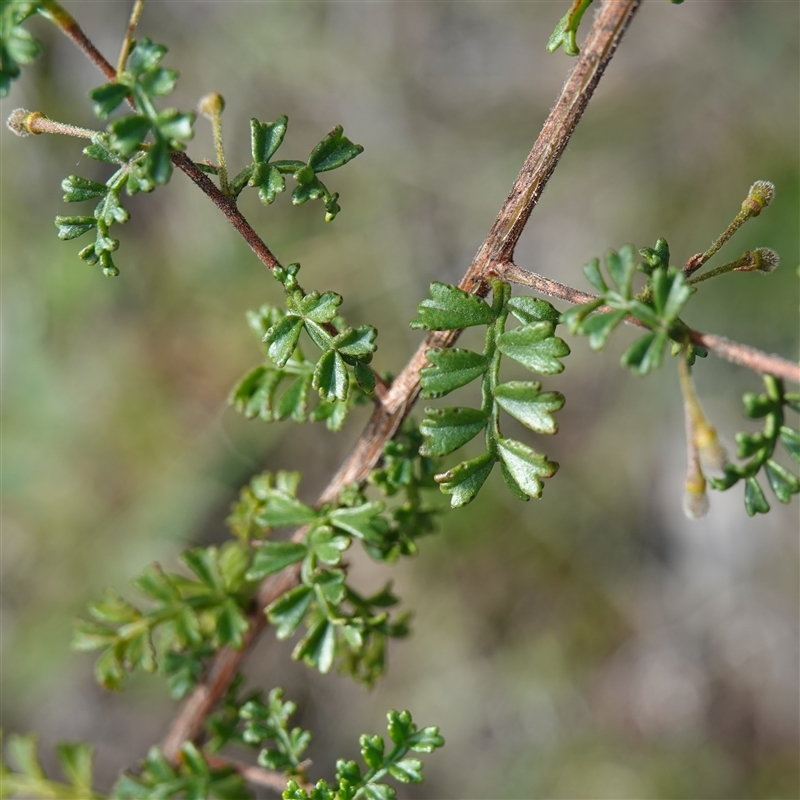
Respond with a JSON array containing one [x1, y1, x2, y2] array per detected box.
[[2, 2, 798, 798]]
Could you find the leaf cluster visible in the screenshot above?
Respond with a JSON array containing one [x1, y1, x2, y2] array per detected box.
[[73, 542, 256, 692], [1, 732, 101, 800], [239, 688, 312, 777], [54, 38, 193, 275], [0, 0, 42, 96], [225, 116, 362, 221], [229, 470, 417, 684], [229, 298, 371, 432], [563, 240, 701, 375], [710, 376, 800, 515], [283, 710, 444, 800], [411, 279, 568, 507], [89, 38, 194, 182], [112, 744, 246, 800]]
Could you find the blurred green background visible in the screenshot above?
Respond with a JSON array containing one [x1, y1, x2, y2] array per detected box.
[[1, 2, 798, 798]]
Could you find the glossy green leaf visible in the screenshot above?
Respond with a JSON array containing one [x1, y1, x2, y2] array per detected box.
[[139, 66, 178, 97], [293, 617, 337, 673], [308, 125, 364, 172], [435, 452, 496, 508], [621, 330, 667, 375], [354, 362, 376, 394], [507, 295, 561, 325], [663, 270, 692, 320], [61, 175, 107, 203], [582, 257, 608, 292], [251, 116, 288, 163], [410, 282, 495, 330], [88, 82, 130, 119], [493, 381, 564, 434], [292, 290, 342, 324], [744, 476, 770, 516], [764, 459, 800, 503], [266, 585, 314, 639], [579, 310, 626, 351], [496, 438, 558, 499], [127, 38, 167, 76], [329, 502, 385, 543], [496, 322, 570, 374], [419, 407, 488, 457], [420, 348, 487, 398], [156, 108, 195, 142], [333, 325, 377, 359], [145, 139, 172, 185], [55, 216, 96, 241], [215, 599, 249, 649], [247, 541, 307, 580], [251, 162, 286, 205], [264, 315, 304, 368], [313, 349, 349, 402], [108, 114, 151, 157], [605, 245, 638, 297], [256, 494, 317, 529], [780, 426, 800, 464], [388, 758, 423, 784], [182, 547, 223, 591]]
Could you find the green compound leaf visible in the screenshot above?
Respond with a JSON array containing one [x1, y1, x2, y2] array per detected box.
[[567, 240, 695, 376], [493, 381, 565, 434], [419, 407, 488, 457], [420, 348, 488, 398], [496, 322, 570, 374], [410, 282, 496, 330], [435, 452, 496, 508], [709, 377, 800, 515]]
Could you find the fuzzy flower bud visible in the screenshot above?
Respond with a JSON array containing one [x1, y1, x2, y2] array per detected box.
[[198, 92, 225, 120], [683, 477, 710, 520], [6, 108, 45, 137], [695, 421, 727, 473], [741, 180, 775, 217], [752, 247, 779, 274]]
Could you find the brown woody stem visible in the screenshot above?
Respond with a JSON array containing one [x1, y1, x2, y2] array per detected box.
[[161, 0, 646, 760]]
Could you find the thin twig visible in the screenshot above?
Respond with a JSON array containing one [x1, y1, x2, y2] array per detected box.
[[204, 753, 311, 794], [117, 0, 146, 77], [160, 0, 645, 759], [495, 261, 800, 383]]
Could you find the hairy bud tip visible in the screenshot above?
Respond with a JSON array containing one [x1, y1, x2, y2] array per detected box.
[[6, 108, 43, 137]]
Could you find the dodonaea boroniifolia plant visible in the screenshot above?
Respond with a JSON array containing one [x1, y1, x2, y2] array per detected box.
[[2, 1, 798, 797]]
